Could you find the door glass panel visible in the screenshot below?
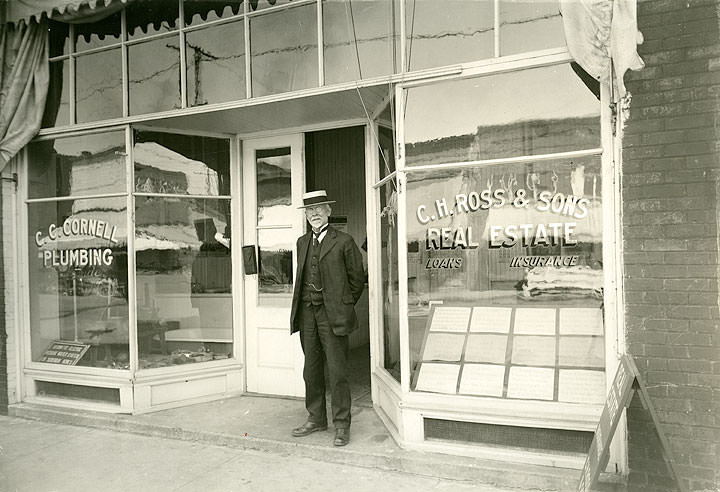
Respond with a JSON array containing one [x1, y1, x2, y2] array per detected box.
[[256, 147, 292, 226], [257, 228, 293, 296], [135, 196, 233, 369]]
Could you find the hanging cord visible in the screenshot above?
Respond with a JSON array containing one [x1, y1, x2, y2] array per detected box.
[[355, 85, 396, 190], [346, 0, 363, 80]]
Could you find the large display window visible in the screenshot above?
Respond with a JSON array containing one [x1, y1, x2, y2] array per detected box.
[[401, 63, 606, 407], [27, 131, 130, 369], [133, 131, 232, 370], [26, 128, 233, 375]]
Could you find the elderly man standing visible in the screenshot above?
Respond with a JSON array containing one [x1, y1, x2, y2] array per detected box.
[[290, 190, 365, 446]]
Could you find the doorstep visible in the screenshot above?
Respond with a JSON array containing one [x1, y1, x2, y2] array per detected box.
[[9, 395, 617, 492]]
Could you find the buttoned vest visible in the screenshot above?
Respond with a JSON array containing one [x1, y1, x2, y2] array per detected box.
[[301, 232, 324, 304]]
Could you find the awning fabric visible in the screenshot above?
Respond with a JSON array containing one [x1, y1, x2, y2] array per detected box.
[[4, 0, 129, 25], [560, 0, 644, 97]]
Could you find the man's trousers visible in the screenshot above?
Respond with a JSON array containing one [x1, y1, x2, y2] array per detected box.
[[298, 302, 351, 429]]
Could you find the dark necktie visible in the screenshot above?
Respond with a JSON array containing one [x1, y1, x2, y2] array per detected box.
[[312, 232, 320, 249]]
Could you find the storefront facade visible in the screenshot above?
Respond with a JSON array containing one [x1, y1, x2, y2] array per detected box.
[[1, 0, 651, 478]]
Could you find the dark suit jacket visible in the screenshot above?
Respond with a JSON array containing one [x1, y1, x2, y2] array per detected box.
[[290, 227, 365, 336]]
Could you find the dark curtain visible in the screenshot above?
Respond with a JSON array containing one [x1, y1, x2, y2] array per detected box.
[[0, 19, 48, 169]]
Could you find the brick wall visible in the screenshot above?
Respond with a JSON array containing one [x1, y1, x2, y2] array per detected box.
[[622, 1, 720, 491]]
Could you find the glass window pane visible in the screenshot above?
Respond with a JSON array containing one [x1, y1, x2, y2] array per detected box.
[[74, 10, 122, 51], [256, 147, 291, 226], [28, 132, 127, 199], [133, 131, 231, 196], [378, 124, 395, 179], [379, 181, 400, 381], [250, 4, 318, 97], [42, 60, 71, 128], [185, 1, 245, 26], [186, 21, 246, 106], [500, 1, 564, 56], [323, 0, 395, 85], [76, 49, 123, 123], [404, 64, 601, 166], [129, 37, 182, 115], [406, 158, 604, 401], [135, 196, 233, 369], [258, 229, 293, 297], [29, 200, 129, 370], [127, 0, 180, 41], [405, 0, 493, 72]]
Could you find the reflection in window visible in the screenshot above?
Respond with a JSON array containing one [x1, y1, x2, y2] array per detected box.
[[43, 60, 71, 128], [379, 180, 400, 382], [500, 1, 564, 56], [74, 10, 122, 51], [186, 22, 246, 106], [28, 199, 129, 370], [406, 158, 604, 402], [126, 0, 180, 41], [378, 124, 396, 178], [256, 147, 291, 226], [323, 0, 395, 85], [404, 65, 601, 166], [250, 4, 318, 97], [76, 49, 123, 123], [405, 0, 493, 72], [135, 197, 232, 369], [133, 131, 231, 196], [28, 132, 126, 199], [250, 0, 296, 11], [258, 229, 293, 296], [185, 1, 244, 26], [129, 37, 181, 115]]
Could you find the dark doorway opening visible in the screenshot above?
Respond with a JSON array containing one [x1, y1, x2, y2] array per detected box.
[[305, 126, 371, 407]]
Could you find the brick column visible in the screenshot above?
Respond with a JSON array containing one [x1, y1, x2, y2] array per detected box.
[[622, 1, 720, 491]]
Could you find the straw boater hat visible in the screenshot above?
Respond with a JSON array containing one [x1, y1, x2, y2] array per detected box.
[[299, 190, 336, 208]]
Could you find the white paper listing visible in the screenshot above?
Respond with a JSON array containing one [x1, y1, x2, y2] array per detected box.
[[459, 364, 505, 397], [415, 363, 460, 394], [422, 333, 465, 361], [429, 307, 472, 333], [558, 369, 606, 404], [506, 366, 555, 400], [513, 308, 556, 335], [469, 306, 512, 333], [559, 308, 604, 335]]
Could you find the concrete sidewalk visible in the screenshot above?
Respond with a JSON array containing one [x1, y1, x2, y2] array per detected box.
[[2, 395, 591, 491]]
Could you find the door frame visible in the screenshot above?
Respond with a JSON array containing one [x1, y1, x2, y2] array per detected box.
[[241, 133, 306, 396]]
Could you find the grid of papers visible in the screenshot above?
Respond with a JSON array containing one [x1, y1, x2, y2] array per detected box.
[[414, 305, 605, 403]]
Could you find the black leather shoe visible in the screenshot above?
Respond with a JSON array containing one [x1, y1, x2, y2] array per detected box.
[[291, 421, 327, 437], [334, 428, 350, 446]]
